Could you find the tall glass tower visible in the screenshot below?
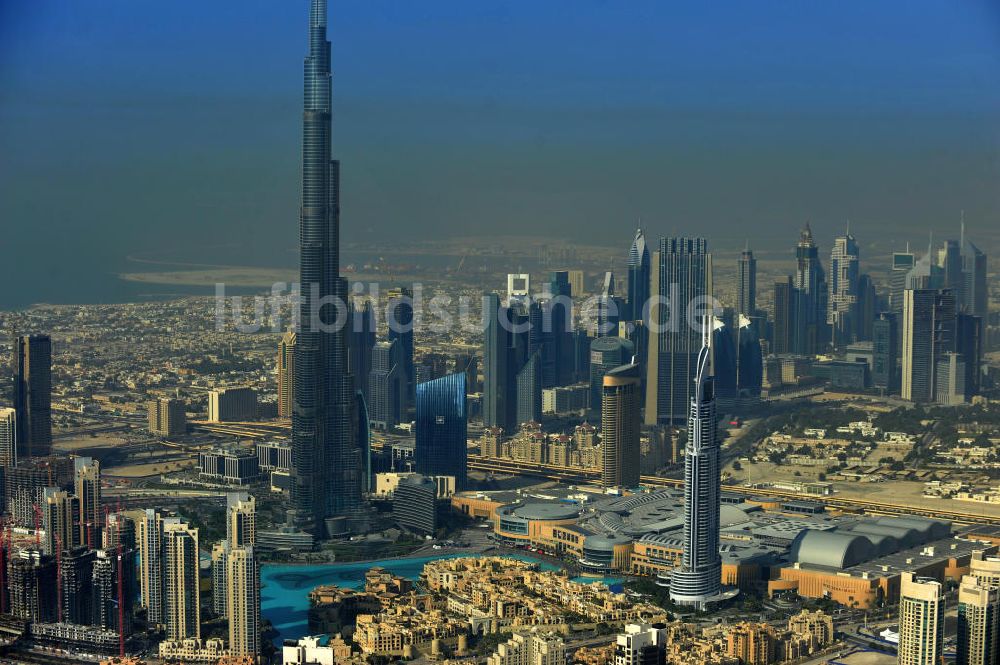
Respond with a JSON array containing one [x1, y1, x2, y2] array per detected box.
[[290, 0, 362, 537], [414, 373, 468, 489], [626, 229, 650, 322], [670, 332, 723, 609]]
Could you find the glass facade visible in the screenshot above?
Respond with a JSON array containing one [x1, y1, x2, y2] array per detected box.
[[414, 372, 468, 489]]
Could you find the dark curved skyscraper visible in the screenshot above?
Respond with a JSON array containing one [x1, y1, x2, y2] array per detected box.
[[290, 0, 362, 537], [626, 228, 650, 322]]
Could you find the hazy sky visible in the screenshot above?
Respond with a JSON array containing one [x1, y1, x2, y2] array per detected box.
[[1, 0, 998, 306]]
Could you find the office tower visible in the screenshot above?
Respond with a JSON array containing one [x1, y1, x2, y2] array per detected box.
[[793, 224, 828, 354], [596, 272, 622, 336], [670, 334, 722, 609], [902, 289, 956, 402], [75, 456, 101, 548], [487, 630, 565, 665], [386, 287, 415, 416], [546, 272, 575, 385], [507, 273, 531, 306], [589, 337, 635, 416], [771, 277, 795, 355], [347, 301, 375, 401], [936, 352, 967, 405], [483, 293, 513, 433], [227, 492, 256, 547], [626, 229, 651, 323], [871, 313, 898, 393], [735, 315, 763, 397], [898, 573, 944, 665], [0, 407, 15, 467], [93, 547, 134, 636], [855, 273, 877, 341], [393, 474, 439, 534], [139, 509, 168, 627], [148, 397, 186, 436], [645, 237, 712, 425], [889, 250, 916, 315], [957, 575, 999, 665], [737, 242, 756, 319], [208, 386, 257, 422], [227, 546, 261, 657], [42, 487, 80, 555], [12, 333, 52, 458], [212, 541, 230, 617], [8, 549, 57, 622], [290, 0, 362, 537], [615, 623, 667, 665], [957, 313, 983, 397], [516, 350, 542, 425], [600, 364, 641, 489], [164, 521, 200, 641], [711, 319, 739, 407], [61, 546, 97, 625], [368, 339, 401, 429], [906, 248, 945, 290], [960, 227, 988, 318], [940, 239, 964, 302], [355, 389, 372, 494], [277, 331, 296, 418], [415, 372, 467, 489]]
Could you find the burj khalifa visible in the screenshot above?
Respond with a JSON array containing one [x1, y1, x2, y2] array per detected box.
[[290, 0, 364, 538]]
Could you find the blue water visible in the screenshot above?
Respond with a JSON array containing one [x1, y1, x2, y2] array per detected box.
[[261, 553, 564, 644]]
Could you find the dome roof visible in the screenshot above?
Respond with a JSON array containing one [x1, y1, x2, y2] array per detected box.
[[790, 530, 875, 569]]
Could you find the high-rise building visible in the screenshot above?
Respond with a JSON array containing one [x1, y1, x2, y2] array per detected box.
[[957, 313, 983, 398], [414, 372, 467, 489], [856, 273, 877, 341], [828, 231, 860, 347], [484, 292, 513, 433], [8, 549, 57, 622], [589, 337, 635, 417], [139, 509, 169, 628], [959, 226, 988, 319], [970, 550, 1000, 590], [898, 573, 944, 665], [627, 229, 651, 323], [61, 546, 97, 626], [368, 339, 401, 430], [546, 271, 575, 385], [277, 331, 296, 418], [227, 546, 261, 657], [771, 277, 795, 355], [871, 313, 898, 393], [956, 574, 999, 665], [734, 315, 763, 398], [669, 333, 722, 609], [645, 237, 712, 424], [487, 630, 565, 665], [92, 546, 135, 637], [615, 623, 667, 665], [75, 456, 101, 549], [208, 386, 257, 422], [386, 287, 415, 416], [889, 250, 916, 316], [935, 352, 967, 406], [4, 456, 73, 528], [0, 407, 15, 468], [290, 0, 362, 537], [725, 622, 777, 665], [596, 271, 622, 336], [516, 350, 542, 426], [347, 301, 375, 402], [227, 492, 256, 548], [393, 474, 439, 535], [566, 270, 585, 298], [792, 224, 827, 354], [737, 242, 756, 319], [42, 487, 79, 555], [211, 540, 229, 617], [103, 510, 136, 552], [507, 273, 531, 306], [600, 364, 641, 489], [148, 397, 186, 436], [12, 333, 52, 458], [940, 239, 964, 303], [164, 521, 200, 641], [902, 289, 956, 402]]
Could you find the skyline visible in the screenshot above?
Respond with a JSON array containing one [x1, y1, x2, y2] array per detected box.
[[1, 1, 1000, 308]]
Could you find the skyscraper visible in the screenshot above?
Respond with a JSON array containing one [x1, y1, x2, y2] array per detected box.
[[386, 287, 415, 417], [645, 237, 712, 425], [139, 509, 168, 628], [75, 456, 101, 549], [959, 227, 988, 319], [277, 331, 296, 418], [736, 242, 756, 319], [0, 407, 15, 468], [898, 573, 944, 665], [889, 250, 915, 316], [227, 546, 261, 657], [669, 332, 722, 609], [12, 333, 52, 459], [589, 336, 635, 417], [793, 224, 827, 354], [290, 0, 362, 537], [515, 350, 542, 426], [414, 372, 468, 489], [627, 229, 651, 323], [956, 574, 999, 665], [148, 397, 186, 436], [227, 492, 256, 548], [871, 312, 898, 394], [828, 230, 860, 347], [596, 272, 622, 336], [483, 293, 513, 433], [771, 277, 795, 355], [957, 313, 983, 398], [902, 289, 956, 402], [347, 301, 375, 402], [42, 487, 79, 555], [600, 363, 641, 489], [368, 339, 401, 430], [164, 521, 200, 641]]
